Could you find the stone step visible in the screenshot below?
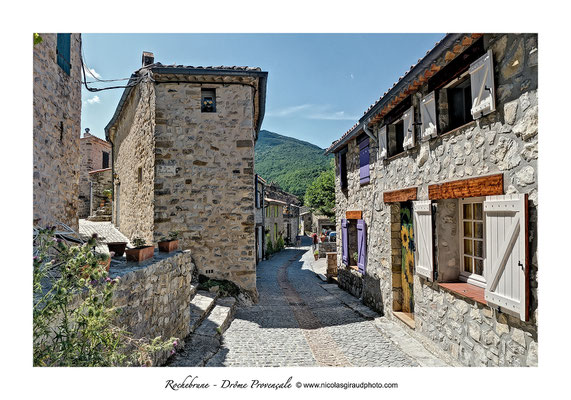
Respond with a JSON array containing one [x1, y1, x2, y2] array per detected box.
[[189, 291, 219, 334], [194, 297, 237, 337]]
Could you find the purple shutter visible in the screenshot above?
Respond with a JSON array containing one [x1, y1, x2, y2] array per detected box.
[[341, 219, 348, 265], [359, 138, 370, 185], [357, 219, 367, 274]]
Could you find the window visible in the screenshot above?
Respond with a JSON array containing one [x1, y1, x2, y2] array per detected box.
[[387, 120, 405, 157], [459, 197, 485, 287], [338, 149, 348, 190], [137, 167, 143, 183], [358, 135, 370, 185], [201, 89, 216, 112], [102, 151, 109, 169], [445, 74, 473, 131], [56, 34, 71, 75]]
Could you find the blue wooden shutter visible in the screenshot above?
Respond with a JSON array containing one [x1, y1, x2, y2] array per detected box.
[[359, 138, 370, 184], [341, 219, 348, 265], [357, 219, 367, 274], [56, 33, 71, 75]]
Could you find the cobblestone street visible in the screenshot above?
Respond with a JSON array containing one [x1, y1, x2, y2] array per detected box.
[[204, 240, 449, 367]]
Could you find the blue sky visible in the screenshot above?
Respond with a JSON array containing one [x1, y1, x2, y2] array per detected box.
[[81, 33, 444, 149]]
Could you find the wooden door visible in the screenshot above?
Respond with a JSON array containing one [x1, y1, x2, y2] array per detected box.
[[400, 203, 415, 314]]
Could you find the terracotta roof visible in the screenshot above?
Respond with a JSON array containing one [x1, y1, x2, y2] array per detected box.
[[264, 198, 287, 205], [149, 62, 262, 72], [324, 33, 482, 154]]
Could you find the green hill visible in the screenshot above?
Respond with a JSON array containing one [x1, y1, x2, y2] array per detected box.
[[255, 130, 333, 200]]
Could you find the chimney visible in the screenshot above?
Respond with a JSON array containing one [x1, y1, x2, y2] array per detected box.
[[84, 128, 92, 138], [142, 51, 154, 67]]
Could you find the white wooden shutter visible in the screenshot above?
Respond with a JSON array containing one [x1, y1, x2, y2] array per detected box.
[[420, 92, 437, 140], [469, 49, 496, 118], [413, 200, 433, 281], [378, 125, 387, 160], [402, 106, 415, 150], [483, 194, 528, 321]]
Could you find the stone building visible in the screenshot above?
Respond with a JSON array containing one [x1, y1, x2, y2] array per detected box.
[[33, 33, 82, 230], [264, 182, 301, 245], [106, 52, 267, 296], [300, 207, 335, 235], [254, 174, 266, 263], [79, 128, 112, 219], [325, 34, 538, 366], [263, 198, 286, 249]]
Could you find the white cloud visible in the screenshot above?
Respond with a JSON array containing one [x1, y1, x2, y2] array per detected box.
[[266, 104, 312, 117], [267, 104, 358, 121], [350, 73, 354, 79], [83, 67, 102, 80], [308, 110, 358, 121], [86, 95, 101, 105]]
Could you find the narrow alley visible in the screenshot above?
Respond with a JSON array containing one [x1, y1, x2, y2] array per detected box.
[[170, 237, 448, 367]]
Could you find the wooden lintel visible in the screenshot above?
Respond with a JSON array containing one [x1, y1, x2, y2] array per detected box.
[[428, 174, 504, 200], [346, 210, 362, 220], [383, 187, 418, 203]]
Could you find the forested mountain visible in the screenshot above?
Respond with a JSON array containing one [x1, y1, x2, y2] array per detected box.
[[254, 130, 333, 200]]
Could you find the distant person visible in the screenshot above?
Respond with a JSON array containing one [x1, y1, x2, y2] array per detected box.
[[311, 233, 318, 251]]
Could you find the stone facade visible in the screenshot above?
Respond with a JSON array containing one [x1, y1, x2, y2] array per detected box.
[[265, 182, 301, 244], [107, 56, 267, 296], [79, 129, 112, 218], [264, 198, 285, 248], [33, 33, 82, 230], [328, 34, 538, 366], [110, 250, 195, 366]]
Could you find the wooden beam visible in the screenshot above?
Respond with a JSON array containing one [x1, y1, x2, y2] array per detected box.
[[383, 187, 418, 203], [346, 210, 362, 220], [428, 174, 504, 200]]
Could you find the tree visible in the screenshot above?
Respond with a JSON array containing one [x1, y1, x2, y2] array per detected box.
[[304, 160, 335, 218]]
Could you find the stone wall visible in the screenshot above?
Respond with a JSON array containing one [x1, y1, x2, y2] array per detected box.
[[333, 33, 538, 366], [112, 80, 156, 244], [79, 133, 112, 218], [89, 168, 112, 216], [110, 250, 194, 366], [33, 33, 82, 230], [317, 241, 336, 257], [152, 81, 257, 295]]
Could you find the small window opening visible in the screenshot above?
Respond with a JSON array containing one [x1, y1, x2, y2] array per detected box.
[[102, 151, 109, 169], [201, 89, 216, 112], [137, 167, 142, 183], [447, 76, 473, 131], [388, 120, 405, 157]]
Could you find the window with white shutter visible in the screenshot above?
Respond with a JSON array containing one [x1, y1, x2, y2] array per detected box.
[[402, 106, 415, 150], [378, 125, 387, 160], [483, 194, 529, 321], [469, 49, 496, 119], [420, 92, 437, 140], [413, 200, 434, 281], [460, 197, 486, 288]]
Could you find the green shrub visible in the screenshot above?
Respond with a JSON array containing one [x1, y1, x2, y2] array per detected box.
[[33, 227, 177, 367]]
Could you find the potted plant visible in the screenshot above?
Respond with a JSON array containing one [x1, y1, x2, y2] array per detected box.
[[102, 189, 113, 201], [107, 242, 128, 257], [97, 252, 113, 273], [314, 249, 319, 261], [125, 237, 154, 262], [352, 252, 359, 266], [158, 231, 179, 253]]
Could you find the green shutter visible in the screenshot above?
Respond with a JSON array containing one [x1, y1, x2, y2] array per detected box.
[[57, 33, 71, 75]]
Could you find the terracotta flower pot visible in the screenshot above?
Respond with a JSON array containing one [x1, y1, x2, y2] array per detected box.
[[125, 246, 155, 262], [158, 239, 179, 253], [107, 242, 127, 257], [314, 254, 319, 261]]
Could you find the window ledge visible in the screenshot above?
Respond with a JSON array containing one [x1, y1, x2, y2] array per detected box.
[[439, 120, 477, 139], [438, 282, 487, 305]]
